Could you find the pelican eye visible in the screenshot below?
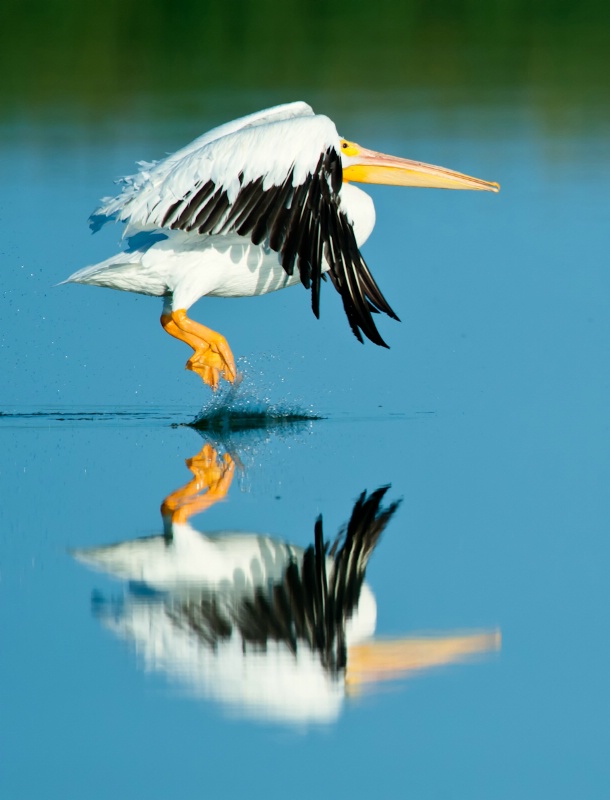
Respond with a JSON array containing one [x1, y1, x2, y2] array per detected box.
[[340, 139, 360, 157]]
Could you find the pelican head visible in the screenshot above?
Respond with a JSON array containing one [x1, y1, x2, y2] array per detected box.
[[340, 138, 500, 192]]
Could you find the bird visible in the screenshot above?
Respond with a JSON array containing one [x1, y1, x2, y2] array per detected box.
[[73, 442, 501, 725], [64, 102, 499, 390]]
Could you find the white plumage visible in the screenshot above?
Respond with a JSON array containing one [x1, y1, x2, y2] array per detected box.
[[64, 101, 498, 389]]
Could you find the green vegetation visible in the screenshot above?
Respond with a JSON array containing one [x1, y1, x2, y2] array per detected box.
[[2, 0, 609, 132]]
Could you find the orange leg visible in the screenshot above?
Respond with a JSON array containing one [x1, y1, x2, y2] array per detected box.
[[161, 309, 237, 390], [161, 444, 235, 525]]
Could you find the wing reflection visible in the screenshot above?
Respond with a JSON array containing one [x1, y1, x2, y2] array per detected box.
[[74, 443, 500, 725]]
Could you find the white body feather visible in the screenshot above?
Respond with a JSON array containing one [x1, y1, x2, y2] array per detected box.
[[68, 185, 374, 308]]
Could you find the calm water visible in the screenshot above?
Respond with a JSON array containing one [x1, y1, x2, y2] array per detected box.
[[1, 5, 609, 798]]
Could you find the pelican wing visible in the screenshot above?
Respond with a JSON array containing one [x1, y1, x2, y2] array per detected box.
[[92, 103, 398, 345], [92, 102, 316, 228]]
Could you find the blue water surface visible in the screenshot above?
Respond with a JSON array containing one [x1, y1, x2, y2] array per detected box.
[[1, 80, 609, 800]]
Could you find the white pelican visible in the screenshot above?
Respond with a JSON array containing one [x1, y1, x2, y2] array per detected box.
[[73, 444, 500, 725], [64, 102, 499, 389]]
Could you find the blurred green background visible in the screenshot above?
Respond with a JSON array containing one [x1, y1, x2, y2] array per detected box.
[[2, 0, 609, 137]]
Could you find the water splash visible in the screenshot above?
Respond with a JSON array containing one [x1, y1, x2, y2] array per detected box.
[[187, 354, 324, 433]]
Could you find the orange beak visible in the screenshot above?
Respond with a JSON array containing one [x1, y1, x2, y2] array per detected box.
[[342, 144, 500, 192]]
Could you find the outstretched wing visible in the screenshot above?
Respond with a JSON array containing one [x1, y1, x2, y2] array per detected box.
[[92, 103, 398, 345], [92, 102, 317, 231]]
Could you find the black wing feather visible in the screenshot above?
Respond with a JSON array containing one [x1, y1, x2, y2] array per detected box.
[[167, 147, 397, 346]]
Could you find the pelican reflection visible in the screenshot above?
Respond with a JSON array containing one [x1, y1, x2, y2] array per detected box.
[[74, 443, 500, 724]]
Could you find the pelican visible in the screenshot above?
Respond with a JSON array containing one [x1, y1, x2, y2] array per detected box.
[[73, 443, 501, 725], [64, 102, 499, 389]]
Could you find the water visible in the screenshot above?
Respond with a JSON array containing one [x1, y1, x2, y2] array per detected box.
[[1, 5, 609, 798]]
